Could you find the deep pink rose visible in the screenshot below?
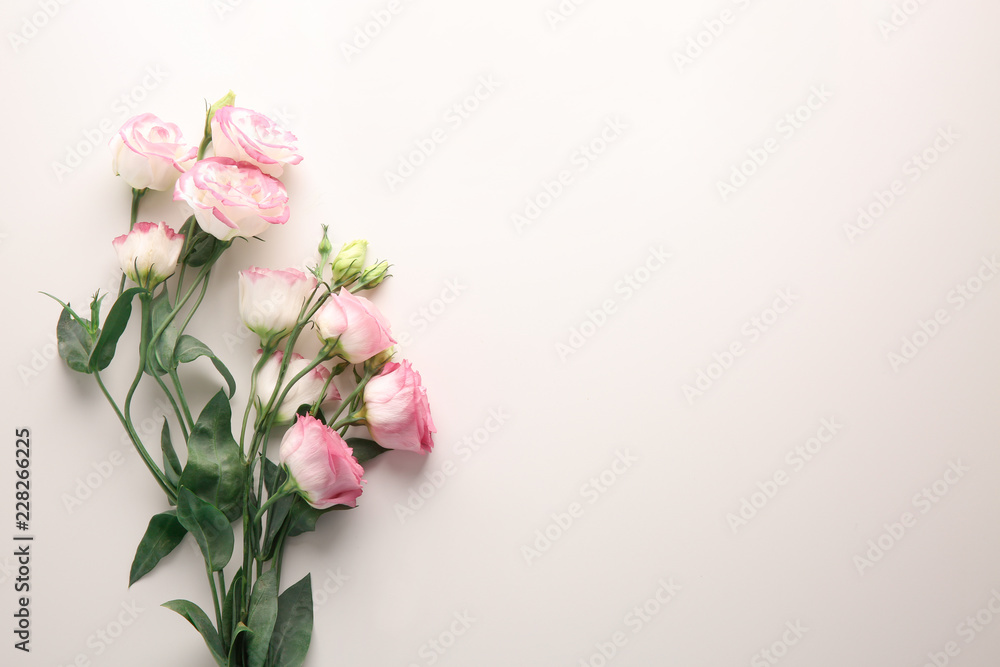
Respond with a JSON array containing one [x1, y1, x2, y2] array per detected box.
[[110, 113, 197, 191], [312, 289, 395, 363], [211, 107, 302, 177], [279, 415, 365, 509], [363, 360, 435, 454], [174, 157, 289, 241]]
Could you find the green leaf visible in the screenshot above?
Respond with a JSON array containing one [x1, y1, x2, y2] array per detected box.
[[161, 419, 182, 488], [247, 568, 278, 667], [176, 487, 234, 572], [176, 335, 237, 398], [179, 390, 243, 520], [146, 286, 179, 376], [128, 511, 187, 587], [261, 460, 293, 559], [266, 574, 313, 667], [186, 231, 218, 267], [228, 624, 250, 667], [162, 599, 226, 667], [346, 437, 390, 464], [89, 287, 145, 371], [222, 568, 244, 650], [56, 307, 94, 374]]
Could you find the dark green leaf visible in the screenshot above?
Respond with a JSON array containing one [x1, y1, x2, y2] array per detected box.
[[146, 286, 179, 376], [161, 419, 182, 488], [185, 231, 218, 267], [261, 460, 293, 559], [90, 287, 145, 371], [56, 307, 94, 374], [176, 335, 237, 398], [228, 624, 250, 667], [346, 437, 390, 464], [266, 574, 313, 667], [247, 568, 278, 667], [176, 487, 234, 572], [162, 599, 226, 667], [179, 390, 243, 520], [128, 511, 186, 587], [222, 568, 244, 651], [287, 496, 353, 538]]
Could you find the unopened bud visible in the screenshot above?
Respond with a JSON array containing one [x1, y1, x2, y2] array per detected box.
[[357, 260, 390, 289], [332, 239, 368, 283]]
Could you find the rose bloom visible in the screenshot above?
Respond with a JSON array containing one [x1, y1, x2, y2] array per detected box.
[[255, 350, 340, 425], [110, 114, 197, 191], [363, 360, 435, 454], [279, 415, 364, 509], [112, 222, 184, 289], [211, 106, 302, 178], [239, 267, 317, 344], [174, 157, 289, 241], [312, 289, 395, 364]]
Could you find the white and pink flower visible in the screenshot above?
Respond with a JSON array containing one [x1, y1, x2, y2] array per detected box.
[[112, 222, 185, 289], [238, 267, 317, 344], [211, 107, 302, 177], [255, 350, 340, 425], [174, 157, 289, 241], [110, 113, 198, 191], [279, 415, 365, 509], [312, 289, 395, 363], [362, 360, 435, 454]]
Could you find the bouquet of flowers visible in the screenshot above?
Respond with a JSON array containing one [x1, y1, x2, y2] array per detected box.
[[47, 91, 436, 666]]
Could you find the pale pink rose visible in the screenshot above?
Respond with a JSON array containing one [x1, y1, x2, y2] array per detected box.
[[238, 267, 317, 344], [312, 289, 395, 363], [110, 114, 197, 191], [363, 360, 435, 454], [173, 157, 289, 241], [279, 415, 365, 509], [255, 349, 340, 425], [211, 107, 302, 177], [112, 222, 185, 289]]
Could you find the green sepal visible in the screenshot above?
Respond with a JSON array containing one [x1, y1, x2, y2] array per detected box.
[[247, 568, 278, 667], [178, 390, 243, 520], [266, 573, 314, 667], [55, 306, 95, 374], [176, 487, 234, 572], [128, 510, 187, 587], [176, 335, 237, 398], [162, 599, 227, 667], [161, 419, 182, 489]]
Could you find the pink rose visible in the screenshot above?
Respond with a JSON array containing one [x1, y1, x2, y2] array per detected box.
[[279, 415, 365, 509], [211, 107, 302, 177], [312, 289, 395, 364], [255, 349, 340, 425], [173, 157, 289, 241], [112, 222, 185, 289], [110, 113, 197, 191], [363, 360, 435, 454], [238, 267, 317, 344]]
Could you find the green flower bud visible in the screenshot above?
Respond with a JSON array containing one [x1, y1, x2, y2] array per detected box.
[[204, 90, 236, 134], [364, 345, 396, 373], [332, 239, 368, 283], [358, 260, 390, 288]]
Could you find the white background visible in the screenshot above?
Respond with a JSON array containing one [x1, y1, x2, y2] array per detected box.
[[3, 1, 1000, 666]]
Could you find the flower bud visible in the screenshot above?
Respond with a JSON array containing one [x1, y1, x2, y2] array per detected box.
[[331, 240, 367, 283], [358, 260, 390, 289], [205, 90, 237, 133], [112, 222, 185, 289]]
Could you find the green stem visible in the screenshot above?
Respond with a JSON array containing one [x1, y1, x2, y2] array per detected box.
[[197, 133, 211, 161], [176, 270, 210, 338], [327, 371, 375, 427], [206, 562, 223, 631], [151, 371, 190, 441], [168, 367, 195, 430], [93, 371, 176, 503], [118, 188, 147, 297]]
